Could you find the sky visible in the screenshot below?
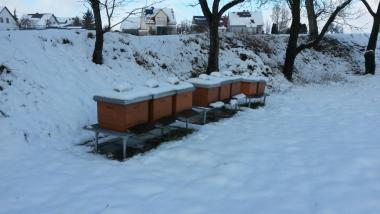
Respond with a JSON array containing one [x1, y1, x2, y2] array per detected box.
[[1, 0, 375, 32]]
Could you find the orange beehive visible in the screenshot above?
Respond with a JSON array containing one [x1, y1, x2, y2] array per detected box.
[[192, 86, 220, 107], [240, 79, 259, 96], [219, 83, 232, 101], [257, 80, 267, 96], [149, 90, 176, 122], [172, 87, 195, 115], [94, 95, 151, 132], [230, 77, 241, 96]]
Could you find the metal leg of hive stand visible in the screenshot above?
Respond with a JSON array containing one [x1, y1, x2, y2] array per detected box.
[[203, 110, 208, 125], [263, 95, 267, 105], [185, 119, 189, 129], [94, 132, 99, 152], [122, 136, 129, 160]]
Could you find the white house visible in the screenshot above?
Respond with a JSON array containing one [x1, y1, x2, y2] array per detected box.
[[21, 13, 60, 29], [0, 6, 19, 30], [228, 11, 264, 34], [121, 7, 176, 35]]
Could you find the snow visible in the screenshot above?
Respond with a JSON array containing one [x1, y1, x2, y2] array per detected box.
[[145, 79, 160, 88], [1, 30, 380, 213], [113, 83, 133, 92], [120, 17, 141, 30], [1, 75, 380, 213], [209, 101, 225, 108], [228, 11, 264, 27]]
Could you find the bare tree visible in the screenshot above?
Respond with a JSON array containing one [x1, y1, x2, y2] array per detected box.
[[271, 3, 291, 32], [305, 0, 318, 40], [197, 0, 246, 74], [283, 0, 352, 81], [19, 18, 32, 29], [86, 0, 163, 64], [361, 0, 380, 75]]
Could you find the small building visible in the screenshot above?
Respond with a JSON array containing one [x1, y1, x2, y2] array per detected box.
[[121, 7, 177, 36], [0, 6, 19, 30], [56, 17, 75, 27], [191, 15, 228, 33], [21, 13, 59, 29], [120, 16, 141, 35], [191, 16, 208, 33], [228, 11, 264, 34]]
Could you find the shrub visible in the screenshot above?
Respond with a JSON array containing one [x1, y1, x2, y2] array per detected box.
[[0, 64, 11, 75], [62, 38, 73, 45], [87, 32, 95, 39]]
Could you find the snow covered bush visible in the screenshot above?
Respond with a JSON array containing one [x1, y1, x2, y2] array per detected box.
[[61, 38, 73, 45]]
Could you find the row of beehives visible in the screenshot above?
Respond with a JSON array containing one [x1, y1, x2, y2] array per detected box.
[[93, 71, 267, 132]]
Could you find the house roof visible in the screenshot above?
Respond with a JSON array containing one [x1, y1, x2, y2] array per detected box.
[[143, 7, 176, 25], [228, 11, 264, 27], [56, 17, 75, 27], [192, 16, 208, 26], [120, 16, 141, 30], [22, 13, 59, 27], [0, 6, 19, 24]]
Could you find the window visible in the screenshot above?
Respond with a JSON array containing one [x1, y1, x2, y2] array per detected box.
[[0, 17, 3, 23], [6, 18, 9, 23]]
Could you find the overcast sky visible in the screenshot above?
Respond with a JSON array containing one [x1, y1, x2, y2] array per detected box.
[[1, 0, 374, 32]]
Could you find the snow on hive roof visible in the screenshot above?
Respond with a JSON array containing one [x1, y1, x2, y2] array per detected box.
[[143, 7, 176, 25], [0, 6, 4, 12], [228, 11, 263, 27], [121, 16, 141, 30]]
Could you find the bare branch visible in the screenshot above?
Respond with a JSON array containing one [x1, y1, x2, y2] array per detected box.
[[109, 0, 165, 30], [361, 0, 376, 17], [298, 0, 352, 52], [199, 0, 213, 20], [218, 0, 245, 18]]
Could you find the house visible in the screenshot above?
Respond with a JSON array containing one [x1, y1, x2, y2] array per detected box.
[[191, 16, 228, 33], [0, 6, 19, 30], [191, 16, 208, 33], [56, 17, 75, 27], [228, 11, 264, 34], [121, 7, 177, 35], [21, 13, 60, 29], [120, 16, 141, 35]]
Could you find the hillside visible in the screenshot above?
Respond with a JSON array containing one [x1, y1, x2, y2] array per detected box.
[[0, 30, 370, 148], [1, 30, 380, 213]]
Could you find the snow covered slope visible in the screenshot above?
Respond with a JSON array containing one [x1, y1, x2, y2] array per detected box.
[[0, 30, 371, 148], [1, 71, 380, 213], [0, 29, 379, 213]]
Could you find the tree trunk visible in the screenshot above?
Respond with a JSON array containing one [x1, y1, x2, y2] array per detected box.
[[283, 0, 301, 81], [91, 1, 104, 64], [365, 4, 380, 74], [305, 0, 318, 40], [207, 18, 220, 74]]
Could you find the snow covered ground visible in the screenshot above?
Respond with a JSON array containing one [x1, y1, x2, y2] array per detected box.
[[1, 74, 380, 213], [1, 30, 380, 213]]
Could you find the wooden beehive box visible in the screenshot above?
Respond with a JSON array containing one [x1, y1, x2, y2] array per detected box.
[[240, 79, 259, 96], [257, 80, 267, 96], [219, 80, 232, 101], [149, 90, 176, 122], [230, 77, 241, 96], [172, 86, 195, 115], [188, 77, 221, 107], [94, 95, 152, 132]]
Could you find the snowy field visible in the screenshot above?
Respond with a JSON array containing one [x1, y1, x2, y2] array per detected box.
[[1, 74, 380, 213], [1, 30, 380, 213]]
